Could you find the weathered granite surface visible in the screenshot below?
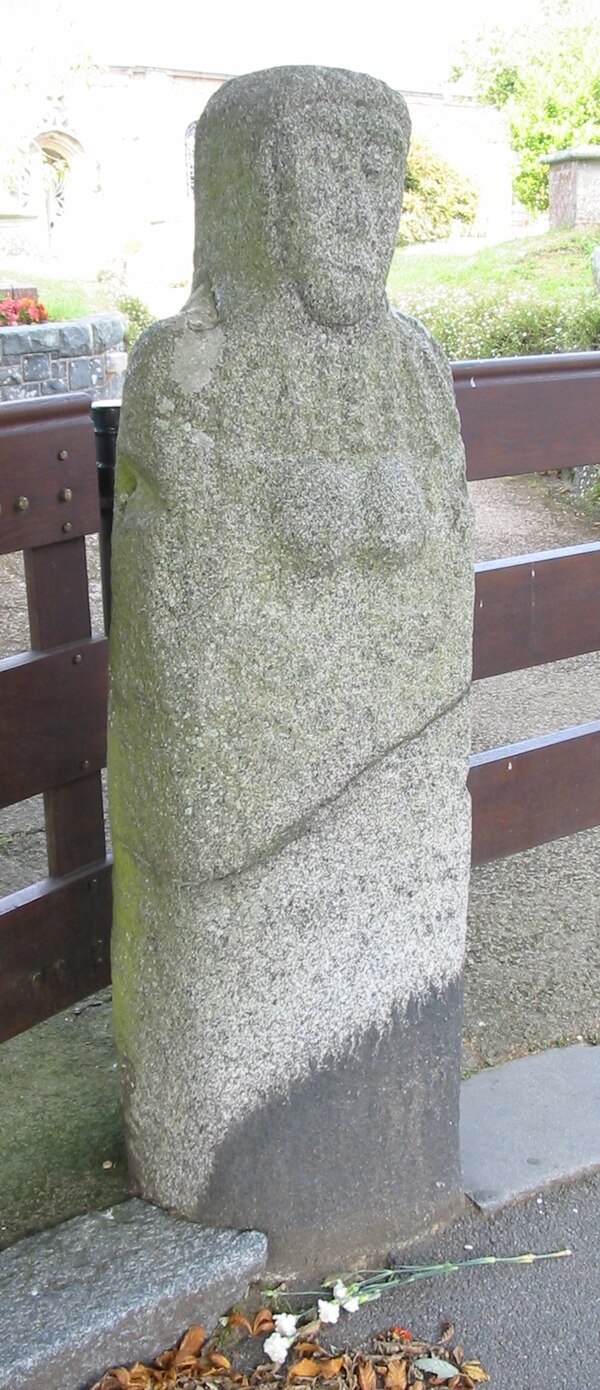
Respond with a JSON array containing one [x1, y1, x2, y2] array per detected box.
[[0, 1200, 267, 1390], [109, 66, 473, 1273]]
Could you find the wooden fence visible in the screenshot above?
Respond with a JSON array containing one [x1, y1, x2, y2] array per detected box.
[[1, 351, 599, 1041]]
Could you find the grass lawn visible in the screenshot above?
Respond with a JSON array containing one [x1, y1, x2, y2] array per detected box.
[[387, 227, 600, 358], [0, 264, 107, 321], [387, 226, 600, 305]]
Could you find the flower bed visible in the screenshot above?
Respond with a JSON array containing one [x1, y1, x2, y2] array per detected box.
[[0, 294, 48, 326]]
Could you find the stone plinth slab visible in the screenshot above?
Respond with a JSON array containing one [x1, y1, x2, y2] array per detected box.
[[461, 1043, 600, 1211], [0, 1200, 267, 1390]]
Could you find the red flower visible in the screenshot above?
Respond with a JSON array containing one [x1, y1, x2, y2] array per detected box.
[[0, 295, 49, 326]]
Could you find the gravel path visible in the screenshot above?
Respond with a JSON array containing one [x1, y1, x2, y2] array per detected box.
[[468, 476, 600, 1068]]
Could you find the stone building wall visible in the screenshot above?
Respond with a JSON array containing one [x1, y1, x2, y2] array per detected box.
[[0, 66, 515, 290], [0, 314, 126, 403]]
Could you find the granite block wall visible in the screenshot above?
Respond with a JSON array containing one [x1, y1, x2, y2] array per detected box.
[[0, 314, 127, 403]]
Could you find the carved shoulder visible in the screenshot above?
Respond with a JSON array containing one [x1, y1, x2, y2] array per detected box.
[[390, 306, 457, 408]]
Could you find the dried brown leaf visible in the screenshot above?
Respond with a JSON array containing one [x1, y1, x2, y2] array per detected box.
[[227, 1312, 253, 1335], [460, 1364, 489, 1384], [252, 1363, 280, 1381], [128, 1367, 157, 1389], [209, 1353, 233, 1371], [172, 1350, 202, 1371], [438, 1324, 454, 1348], [179, 1325, 207, 1355], [289, 1357, 344, 1381], [253, 1309, 276, 1336], [297, 1321, 322, 1342], [384, 1359, 408, 1390], [155, 1349, 176, 1371], [357, 1360, 376, 1390]]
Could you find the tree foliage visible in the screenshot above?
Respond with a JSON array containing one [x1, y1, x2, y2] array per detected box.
[[398, 139, 478, 246], [450, 0, 600, 212]]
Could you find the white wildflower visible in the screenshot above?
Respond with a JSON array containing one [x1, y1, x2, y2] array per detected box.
[[333, 1281, 349, 1302], [318, 1299, 340, 1325], [273, 1313, 298, 1338], [343, 1297, 360, 1313], [264, 1332, 294, 1366]]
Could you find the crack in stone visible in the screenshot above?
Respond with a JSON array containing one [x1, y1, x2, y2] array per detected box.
[[116, 686, 469, 891]]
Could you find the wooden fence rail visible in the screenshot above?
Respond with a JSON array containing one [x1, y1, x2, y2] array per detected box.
[[0, 396, 110, 1039], [1, 349, 599, 1040]]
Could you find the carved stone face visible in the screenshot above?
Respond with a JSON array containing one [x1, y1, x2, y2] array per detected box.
[[271, 91, 409, 327]]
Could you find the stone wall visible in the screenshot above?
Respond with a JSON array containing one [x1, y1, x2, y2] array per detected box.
[[542, 146, 600, 229], [0, 314, 126, 403]]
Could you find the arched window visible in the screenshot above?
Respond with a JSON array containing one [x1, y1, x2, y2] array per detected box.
[[31, 130, 84, 239], [185, 121, 197, 197]]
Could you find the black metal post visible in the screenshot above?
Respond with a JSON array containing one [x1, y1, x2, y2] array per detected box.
[[91, 399, 120, 634]]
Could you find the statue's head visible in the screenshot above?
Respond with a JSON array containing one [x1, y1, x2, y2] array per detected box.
[[191, 66, 411, 328]]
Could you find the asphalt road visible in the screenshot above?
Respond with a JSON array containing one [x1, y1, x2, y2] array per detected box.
[[317, 1171, 600, 1390]]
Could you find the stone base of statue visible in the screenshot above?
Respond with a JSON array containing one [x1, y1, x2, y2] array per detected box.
[[109, 65, 473, 1275], [112, 706, 469, 1273]]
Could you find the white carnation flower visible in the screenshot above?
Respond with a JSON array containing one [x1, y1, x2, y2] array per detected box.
[[264, 1332, 293, 1365], [318, 1299, 340, 1325], [332, 1280, 359, 1312], [273, 1313, 298, 1338]]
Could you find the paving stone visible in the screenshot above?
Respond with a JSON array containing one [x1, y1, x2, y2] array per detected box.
[[0, 1199, 267, 1390], [461, 1043, 600, 1210]]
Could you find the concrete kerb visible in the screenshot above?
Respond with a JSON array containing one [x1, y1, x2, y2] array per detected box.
[[460, 1042, 600, 1212], [1, 1043, 599, 1390], [0, 1203, 267, 1390]]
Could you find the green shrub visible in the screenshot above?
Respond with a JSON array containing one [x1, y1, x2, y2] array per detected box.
[[398, 140, 478, 247], [116, 294, 155, 349], [396, 285, 600, 359]]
